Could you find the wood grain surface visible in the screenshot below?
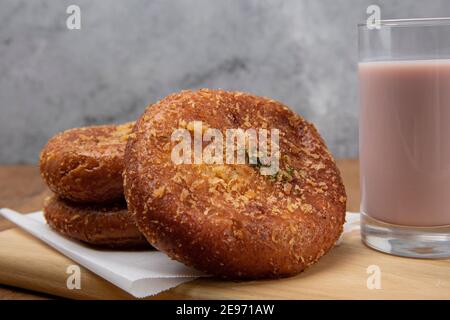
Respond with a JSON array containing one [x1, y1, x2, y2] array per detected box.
[[1, 160, 449, 300]]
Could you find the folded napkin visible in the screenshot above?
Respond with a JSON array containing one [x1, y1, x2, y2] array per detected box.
[[0, 208, 206, 298], [0, 208, 360, 298]]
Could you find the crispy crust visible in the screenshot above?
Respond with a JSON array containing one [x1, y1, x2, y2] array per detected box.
[[43, 195, 150, 249], [40, 123, 134, 203], [124, 89, 346, 278]]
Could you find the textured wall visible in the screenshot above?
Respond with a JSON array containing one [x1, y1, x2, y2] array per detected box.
[[1, 0, 450, 163]]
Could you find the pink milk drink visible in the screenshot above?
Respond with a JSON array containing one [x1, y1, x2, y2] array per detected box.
[[358, 18, 450, 258]]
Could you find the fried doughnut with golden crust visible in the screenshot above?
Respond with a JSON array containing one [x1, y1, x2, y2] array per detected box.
[[43, 195, 150, 249], [40, 122, 134, 203], [124, 89, 346, 278]]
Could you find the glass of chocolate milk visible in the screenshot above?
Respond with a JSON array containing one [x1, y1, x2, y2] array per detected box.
[[359, 18, 450, 258]]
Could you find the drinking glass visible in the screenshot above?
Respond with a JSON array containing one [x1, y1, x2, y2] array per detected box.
[[359, 18, 450, 258]]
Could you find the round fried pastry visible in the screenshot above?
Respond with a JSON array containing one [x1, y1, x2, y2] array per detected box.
[[44, 195, 149, 249], [40, 122, 134, 203], [124, 89, 346, 278]]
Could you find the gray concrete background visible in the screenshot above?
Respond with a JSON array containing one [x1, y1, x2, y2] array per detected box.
[[1, 0, 450, 163]]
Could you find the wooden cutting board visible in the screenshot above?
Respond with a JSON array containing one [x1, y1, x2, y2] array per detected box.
[[0, 225, 449, 299], [0, 161, 449, 299]]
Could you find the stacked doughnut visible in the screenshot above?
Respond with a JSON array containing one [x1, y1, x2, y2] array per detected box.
[[39, 122, 149, 248]]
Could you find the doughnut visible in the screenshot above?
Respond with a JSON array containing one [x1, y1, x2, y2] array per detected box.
[[43, 195, 150, 249], [40, 122, 134, 203], [124, 89, 346, 278]]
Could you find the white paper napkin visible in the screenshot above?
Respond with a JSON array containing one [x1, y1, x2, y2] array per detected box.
[[0, 208, 360, 298], [343, 212, 361, 233], [336, 211, 361, 245], [0, 208, 206, 298]]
